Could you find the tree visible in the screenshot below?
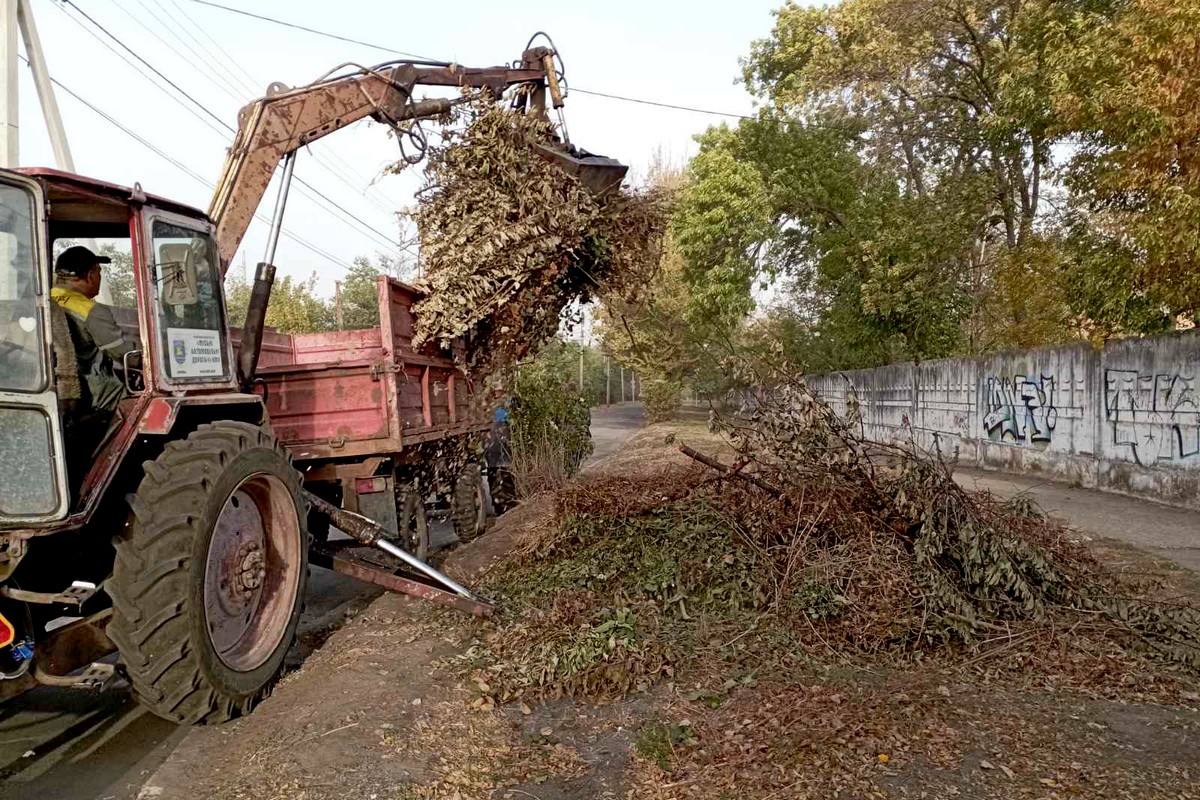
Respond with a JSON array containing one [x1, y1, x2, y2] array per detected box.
[[597, 162, 751, 414], [663, 0, 1089, 370], [97, 243, 136, 309], [338, 255, 404, 330], [223, 271, 333, 334], [1046, 0, 1200, 331]]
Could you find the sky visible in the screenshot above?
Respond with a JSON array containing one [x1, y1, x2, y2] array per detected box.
[[14, 0, 782, 296]]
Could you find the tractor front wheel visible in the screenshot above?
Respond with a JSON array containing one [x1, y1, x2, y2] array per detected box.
[[108, 421, 309, 724]]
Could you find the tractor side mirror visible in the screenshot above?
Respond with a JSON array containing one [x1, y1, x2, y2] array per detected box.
[[157, 243, 199, 306]]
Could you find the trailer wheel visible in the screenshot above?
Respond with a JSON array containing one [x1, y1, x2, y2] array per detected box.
[[399, 491, 430, 561], [489, 467, 518, 515], [451, 464, 486, 543], [108, 422, 308, 725]]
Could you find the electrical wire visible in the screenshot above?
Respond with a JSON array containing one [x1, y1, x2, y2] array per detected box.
[[569, 88, 752, 120], [61, 0, 413, 257], [179, 0, 436, 60], [62, 0, 229, 129], [53, 0, 230, 138], [25, 53, 356, 270], [172, 2, 760, 123], [154, 0, 412, 218], [107, 0, 247, 105], [170, 0, 958, 144], [157, 0, 263, 97]]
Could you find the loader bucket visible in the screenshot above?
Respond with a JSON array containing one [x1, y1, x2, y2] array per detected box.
[[534, 142, 628, 197]]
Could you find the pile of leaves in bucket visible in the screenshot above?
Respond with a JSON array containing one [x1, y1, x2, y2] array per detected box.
[[458, 372, 1200, 702], [404, 99, 668, 379]]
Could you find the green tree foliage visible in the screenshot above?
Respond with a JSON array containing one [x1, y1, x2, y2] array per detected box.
[[1046, 0, 1200, 332], [339, 255, 404, 330], [671, 0, 1114, 372], [98, 244, 136, 309], [224, 271, 334, 334], [598, 163, 749, 412], [509, 339, 594, 480]]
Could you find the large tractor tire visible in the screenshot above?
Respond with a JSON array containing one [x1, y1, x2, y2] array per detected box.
[[451, 464, 487, 543], [108, 422, 309, 724]]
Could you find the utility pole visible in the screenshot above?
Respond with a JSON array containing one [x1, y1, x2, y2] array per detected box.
[[334, 280, 344, 330], [5, 1, 104, 298], [0, 0, 16, 167], [17, 0, 72, 171], [620, 366, 626, 403], [605, 357, 610, 406]]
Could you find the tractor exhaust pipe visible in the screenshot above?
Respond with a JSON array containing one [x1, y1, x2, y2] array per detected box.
[[237, 260, 275, 390]]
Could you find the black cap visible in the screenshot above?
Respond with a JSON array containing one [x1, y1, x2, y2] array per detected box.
[[55, 245, 111, 277]]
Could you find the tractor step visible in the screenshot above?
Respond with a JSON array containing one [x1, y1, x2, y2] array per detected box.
[[1, 580, 98, 606], [35, 661, 126, 692]]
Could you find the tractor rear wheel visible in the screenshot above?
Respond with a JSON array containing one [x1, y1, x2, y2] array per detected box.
[[108, 421, 308, 724]]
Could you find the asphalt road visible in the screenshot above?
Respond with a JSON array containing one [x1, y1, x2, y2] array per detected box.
[[955, 467, 1200, 573], [586, 402, 646, 463]]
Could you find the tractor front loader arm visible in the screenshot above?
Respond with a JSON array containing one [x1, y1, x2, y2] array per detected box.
[[208, 48, 557, 273]]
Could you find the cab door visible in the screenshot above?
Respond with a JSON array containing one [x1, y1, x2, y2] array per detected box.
[[0, 172, 70, 524]]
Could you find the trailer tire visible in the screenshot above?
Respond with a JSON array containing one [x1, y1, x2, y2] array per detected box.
[[451, 464, 486, 543], [108, 421, 309, 725]]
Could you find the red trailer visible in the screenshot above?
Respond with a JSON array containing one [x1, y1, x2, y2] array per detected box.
[[251, 276, 491, 557]]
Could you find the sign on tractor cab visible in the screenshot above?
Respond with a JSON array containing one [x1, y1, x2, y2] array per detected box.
[[168, 328, 224, 378]]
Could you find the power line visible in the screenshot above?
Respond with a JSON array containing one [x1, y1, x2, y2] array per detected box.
[[61, 0, 229, 129], [107, 0, 247, 105], [180, 0, 435, 60], [27, 54, 355, 270], [168, 0, 942, 144], [570, 88, 753, 120], [161, 0, 409, 215], [172, 1, 760, 124], [61, 0, 412, 256], [53, 1, 230, 138], [157, 0, 263, 98]]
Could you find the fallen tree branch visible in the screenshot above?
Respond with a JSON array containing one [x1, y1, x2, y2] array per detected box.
[[678, 444, 781, 497]]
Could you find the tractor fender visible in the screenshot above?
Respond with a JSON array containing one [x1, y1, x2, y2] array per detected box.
[[138, 394, 265, 436]]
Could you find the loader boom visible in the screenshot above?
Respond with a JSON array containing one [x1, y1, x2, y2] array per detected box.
[[208, 49, 560, 274]]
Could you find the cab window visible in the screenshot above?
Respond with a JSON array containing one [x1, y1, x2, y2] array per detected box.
[[152, 220, 228, 382], [0, 183, 42, 393]]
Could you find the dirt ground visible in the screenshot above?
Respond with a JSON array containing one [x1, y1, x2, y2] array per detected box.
[[140, 421, 1200, 800]]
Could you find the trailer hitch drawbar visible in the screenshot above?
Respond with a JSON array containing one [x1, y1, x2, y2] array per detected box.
[[304, 492, 495, 617]]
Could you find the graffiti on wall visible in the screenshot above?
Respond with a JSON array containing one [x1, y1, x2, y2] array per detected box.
[[1104, 370, 1200, 466], [982, 373, 1058, 445]]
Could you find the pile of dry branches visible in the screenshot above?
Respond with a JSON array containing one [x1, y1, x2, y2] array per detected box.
[[704, 374, 1200, 660], [405, 100, 668, 379], [468, 370, 1199, 703]]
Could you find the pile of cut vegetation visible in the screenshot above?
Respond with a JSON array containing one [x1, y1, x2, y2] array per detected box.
[[461, 372, 1200, 702], [405, 100, 668, 379]]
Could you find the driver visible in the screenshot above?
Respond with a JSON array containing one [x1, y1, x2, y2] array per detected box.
[[51, 245, 140, 413]]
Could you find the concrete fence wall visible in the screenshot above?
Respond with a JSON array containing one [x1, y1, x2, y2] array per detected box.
[[807, 329, 1200, 509]]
